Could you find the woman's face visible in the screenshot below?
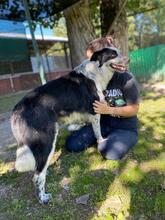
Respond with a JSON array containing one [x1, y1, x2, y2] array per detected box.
[[86, 49, 93, 59]]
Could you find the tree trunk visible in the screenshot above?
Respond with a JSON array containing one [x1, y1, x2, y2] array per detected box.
[[64, 0, 96, 67], [113, 7, 128, 56], [100, 0, 116, 37], [101, 0, 128, 56]]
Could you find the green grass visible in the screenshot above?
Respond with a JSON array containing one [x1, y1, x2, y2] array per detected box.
[[0, 92, 26, 114], [0, 90, 165, 220]]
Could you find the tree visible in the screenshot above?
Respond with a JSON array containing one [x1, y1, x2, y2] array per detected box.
[[127, 16, 138, 51], [0, 0, 78, 26], [127, 0, 165, 49], [128, 0, 165, 50], [64, 0, 96, 67], [100, 0, 128, 56]]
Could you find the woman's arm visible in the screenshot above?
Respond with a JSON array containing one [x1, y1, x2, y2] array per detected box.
[[93, 100, 139, 117]]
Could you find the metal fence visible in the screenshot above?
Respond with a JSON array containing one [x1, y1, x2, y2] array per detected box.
[[129, 44, 165, 82]]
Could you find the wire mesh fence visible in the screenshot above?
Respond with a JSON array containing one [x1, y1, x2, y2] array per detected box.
[[130, 44, 165, 82]]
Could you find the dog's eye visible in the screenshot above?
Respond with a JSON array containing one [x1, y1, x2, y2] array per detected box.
[[111, 52, 117, 58]]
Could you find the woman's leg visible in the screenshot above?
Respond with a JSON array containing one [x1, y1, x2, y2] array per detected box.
[[65, 125, 96, 152], [98, 129, 138, 160], [65, 123, 112, 152]]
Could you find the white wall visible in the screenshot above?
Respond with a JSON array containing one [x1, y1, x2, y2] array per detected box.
[[31, 55, 71, 73]]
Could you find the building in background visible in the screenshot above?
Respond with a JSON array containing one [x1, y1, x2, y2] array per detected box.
[[0, 20, 71, 95]]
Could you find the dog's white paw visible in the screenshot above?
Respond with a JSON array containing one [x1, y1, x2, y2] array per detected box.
[[39, 193, 52, 204], [97, 138, 107, 151], [97, 138, 107, 144]]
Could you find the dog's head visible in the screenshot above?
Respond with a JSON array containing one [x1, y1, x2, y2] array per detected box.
[[90, 47, 129, 72]]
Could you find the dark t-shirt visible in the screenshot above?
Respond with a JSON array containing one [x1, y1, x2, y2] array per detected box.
[[101, 72, 140, 130]]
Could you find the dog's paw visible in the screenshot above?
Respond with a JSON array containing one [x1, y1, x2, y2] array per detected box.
[[39, 193, 52, 204], [97, 138, 107, 144], [97, 138, 107, 151]]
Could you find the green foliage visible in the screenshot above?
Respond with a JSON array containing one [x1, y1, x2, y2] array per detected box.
[[90, 0, 101, 37], [127, 0, 165, 50], [127, 0, 160, 15], [128, 16, 138, 51], [0, 0, 78, 27], [53, 17, 67, 38]]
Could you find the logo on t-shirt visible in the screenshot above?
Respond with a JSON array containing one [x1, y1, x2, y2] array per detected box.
[[103, 89, 126, 107]]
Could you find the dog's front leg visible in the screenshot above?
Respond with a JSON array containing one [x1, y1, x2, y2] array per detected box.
[[33, 171, 52, 204], [89, 114, 105, 143]]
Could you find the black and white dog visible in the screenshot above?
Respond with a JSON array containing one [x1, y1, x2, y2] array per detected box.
[[11, 47, 126, 204]]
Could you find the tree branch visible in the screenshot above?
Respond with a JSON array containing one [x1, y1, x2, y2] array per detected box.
[[127, 7, 158, 17]]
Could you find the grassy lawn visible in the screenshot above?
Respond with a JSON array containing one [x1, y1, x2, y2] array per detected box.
[[0, 92, 26, 114], [0, 89, 165, 220]]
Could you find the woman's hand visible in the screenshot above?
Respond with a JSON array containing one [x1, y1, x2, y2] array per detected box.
[[93, 100, 139, 117], [93, 100, 110, 114]]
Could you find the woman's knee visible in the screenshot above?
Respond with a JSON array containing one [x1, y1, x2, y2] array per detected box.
[[65, 135, 86, 152], [98, 133, 137, 160], [65, 125, 96, 152], [99, 140, 135, 160], [99, 148, 121, 160], [97, 139, 121, 160]]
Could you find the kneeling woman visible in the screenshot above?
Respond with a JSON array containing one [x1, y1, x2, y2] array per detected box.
[[65, 36, 140, 160]]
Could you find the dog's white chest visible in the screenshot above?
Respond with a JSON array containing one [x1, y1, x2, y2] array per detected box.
[[58, 112, 89, 125]]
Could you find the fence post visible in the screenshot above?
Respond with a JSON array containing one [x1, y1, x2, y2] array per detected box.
[[22, 0, 46, 85]]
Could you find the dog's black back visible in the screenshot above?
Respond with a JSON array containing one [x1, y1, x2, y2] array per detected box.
[[14, 71, 99, 116]]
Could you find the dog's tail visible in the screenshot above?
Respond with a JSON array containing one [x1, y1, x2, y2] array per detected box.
[[11, 112, 36, 172], [11, 111, 55, 173], [15, 145, 36, 172]]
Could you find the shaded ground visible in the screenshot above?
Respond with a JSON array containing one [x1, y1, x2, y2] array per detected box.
[[0, 83, 165, 220], [0, 114, 15, 149]]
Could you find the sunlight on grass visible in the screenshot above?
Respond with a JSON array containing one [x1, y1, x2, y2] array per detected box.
[[0, 160, 14, 175], [119, 161, 144, 184], [106, 178, 131, 217]]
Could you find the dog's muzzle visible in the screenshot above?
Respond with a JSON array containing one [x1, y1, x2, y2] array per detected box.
[[110, 56, 130, 73]]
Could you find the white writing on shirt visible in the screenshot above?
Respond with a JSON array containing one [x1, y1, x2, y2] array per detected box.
[[106, 89, 123, 97]]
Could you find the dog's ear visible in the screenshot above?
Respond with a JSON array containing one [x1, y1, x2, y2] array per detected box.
[[90, 51, 104, 67]]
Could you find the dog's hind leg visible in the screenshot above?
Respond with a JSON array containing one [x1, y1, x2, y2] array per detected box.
[[15, 145, 36, 172], [33, 123, 59, 204]]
